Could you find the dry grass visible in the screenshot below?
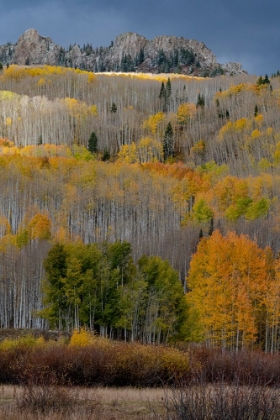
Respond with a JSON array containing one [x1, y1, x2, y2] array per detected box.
[[0, 385, 167, 420], [2, 383, 280, 419]]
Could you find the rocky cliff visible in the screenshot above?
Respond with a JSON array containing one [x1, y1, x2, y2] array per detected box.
[[0, 29, 246, 76]]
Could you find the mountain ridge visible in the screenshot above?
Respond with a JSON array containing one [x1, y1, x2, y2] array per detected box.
[[0, 28, 246, 77]]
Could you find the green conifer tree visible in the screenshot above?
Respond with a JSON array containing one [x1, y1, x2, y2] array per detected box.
[[166, 78, 172, 98], [163, 78, 172, 112], [196, 93, 205, 108], [163, 122, 174, 161], [102, 148, 111, 161], [110, 102, 117, 113], [208, 218, 214, 236], [88, 131, 98, 154], [254, 105, 259, 117], [159, 81, 165, 99], [264, 75, 270, 85]]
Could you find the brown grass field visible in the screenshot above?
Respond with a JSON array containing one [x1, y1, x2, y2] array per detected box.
[[2, 383, 280, 420], [0, 385, 167, 419]]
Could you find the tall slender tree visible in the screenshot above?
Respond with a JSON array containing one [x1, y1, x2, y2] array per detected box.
[[163, 122, 174, 161]]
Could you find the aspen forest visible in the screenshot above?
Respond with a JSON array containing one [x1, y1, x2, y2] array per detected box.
[[2, 64, 280, 352]]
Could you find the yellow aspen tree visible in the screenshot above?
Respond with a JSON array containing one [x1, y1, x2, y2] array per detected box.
[[176, 102, 196, 125], [143, 112, 165, 136], [28, 213, 52, 240], [187, 230, 271, 349], [117, 142, 138, 163], [137, 137, 163, 163]]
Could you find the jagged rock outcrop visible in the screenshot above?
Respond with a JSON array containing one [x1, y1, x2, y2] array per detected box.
[[0, 29, 246, 76], [12, 29, 58, 65]]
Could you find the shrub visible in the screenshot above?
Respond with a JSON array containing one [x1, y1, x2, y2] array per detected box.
[[69, 328, 95, 347], [161, 383, 280, 420]]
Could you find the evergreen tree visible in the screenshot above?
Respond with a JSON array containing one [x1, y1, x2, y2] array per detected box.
[[257, 75, 270, 86], [159, 81, 165, 99], [180, 48, 195, 65], [136, 48, 144, 66], [196, 93, 205, 109], [88, 131, 98, 154], [110, 102, 117, 113], [164, 78, 172, 112], [159, 80, 171, 112], [163, 122, 174, 161], [120, 54, 135, 72], [102, 148, 111, 161], [208, 218, 214, 236], [172, 49, 179, 67], [166, 78, 172, 98], [157, 50, 170, 72], [254, 105, 259, 117], [263, 74, 270, 84]]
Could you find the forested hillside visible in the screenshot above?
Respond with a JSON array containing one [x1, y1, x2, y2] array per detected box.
[[1, 65, 280, 350]]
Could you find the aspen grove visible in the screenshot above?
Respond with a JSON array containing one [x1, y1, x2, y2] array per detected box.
[[1, 65, 280, 349]]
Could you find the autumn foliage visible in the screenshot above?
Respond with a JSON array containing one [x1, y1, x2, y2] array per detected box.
[[0, 331, 189, 387], [186, 230, 279, 351], [0, 65, 280, 353]]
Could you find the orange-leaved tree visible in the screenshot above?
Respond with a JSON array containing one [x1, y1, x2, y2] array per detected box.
[[186, 230, 271, 350]]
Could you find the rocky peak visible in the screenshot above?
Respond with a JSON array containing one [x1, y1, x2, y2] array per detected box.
[[113, 32, 148, 57], [0, 29, 246, 77], [12, 28, 56, 65]]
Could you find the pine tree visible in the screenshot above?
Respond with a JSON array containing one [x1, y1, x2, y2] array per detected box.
[[164, 78, 172, 112], [263, 74, 270, 84], [159, 82, 165, 99], [208, 218, 214, 236], [159, 80, 172, 112], [166, 78, 172, 98], [163, 122, 174, 161], [172, 49, 179, 67], [102, 148, 111, 161], [110, 102, 117, 113], [254, 105, 259, 117], [196, 93, 205, 108], [136, 48, 144, 66], [257, 74, 270, 86], [88, 131, 98, 154]]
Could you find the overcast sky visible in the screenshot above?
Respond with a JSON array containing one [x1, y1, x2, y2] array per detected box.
[[0, 0, 279, 76]]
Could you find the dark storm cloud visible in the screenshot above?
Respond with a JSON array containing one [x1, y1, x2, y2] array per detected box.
[[0, 0, 279, 75]]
